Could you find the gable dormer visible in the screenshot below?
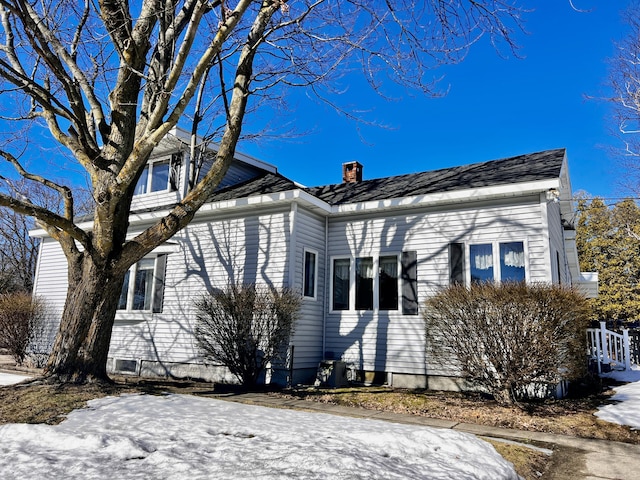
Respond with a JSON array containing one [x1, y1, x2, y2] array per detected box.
[[131, 152, 186, 211], [130, 127, 279, 213]]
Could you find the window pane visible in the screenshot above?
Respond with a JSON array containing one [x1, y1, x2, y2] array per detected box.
[[401, 251, 418, 315], [355, 257, 373, 310], [379, 255, 398, 310], [470, 244, 494, 283], [133, 258, 155, 310], [118, 270, 130, 310], [332, 258, 350, 310], [134, 166, 149, 195], [449, 243, 464, 285], [500, 242, 525, 282], [303, 251, 316, 298], [150, 162, 170, 192]]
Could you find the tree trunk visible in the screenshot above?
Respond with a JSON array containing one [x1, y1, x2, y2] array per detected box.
[[43, 253, 124, 383], [493, 387, 515, 406]]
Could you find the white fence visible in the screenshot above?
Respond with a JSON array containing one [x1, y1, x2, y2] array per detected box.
[[587, 321, 632, 373]]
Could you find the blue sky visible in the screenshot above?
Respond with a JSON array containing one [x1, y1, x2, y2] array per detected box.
[[239, 1, 633, 199]]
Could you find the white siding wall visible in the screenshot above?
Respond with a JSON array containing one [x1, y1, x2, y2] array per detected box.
[[324, 195, 549, 378], [109, 207, 292, 365], [31, 190, 565, 385], [546, 198, 570, 285], [31, 238, 69, 351], [290, 207, 326, 373]]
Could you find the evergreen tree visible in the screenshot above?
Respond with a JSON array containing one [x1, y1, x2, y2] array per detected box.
[[576, 198, 640, 327]]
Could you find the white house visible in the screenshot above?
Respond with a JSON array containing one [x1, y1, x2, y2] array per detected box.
[[31, 129, 598, 389]]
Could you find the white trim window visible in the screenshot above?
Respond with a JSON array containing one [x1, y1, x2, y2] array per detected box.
[[499, 241, 526, 282], [379, 255, 399, 311], [470, 243, 494, 284], [331, 254, 408, 313], [332, 257, 351, 311], [303, 248, 318, 299], [134, 154, 181, 196], [355, 257, 374, 310], [118, 255, 167, 312], [467, 241, 527, 284]]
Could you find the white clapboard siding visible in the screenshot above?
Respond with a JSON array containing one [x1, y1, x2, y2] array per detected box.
[[110, 208, 292, 363], [289, 207, 326, 370], [31, 238, 69, 349], [546, 200, 570, 284], [324, 195, 549, 377]]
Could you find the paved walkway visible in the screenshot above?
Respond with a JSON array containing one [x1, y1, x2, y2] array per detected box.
[[219, 392, 640, 480]]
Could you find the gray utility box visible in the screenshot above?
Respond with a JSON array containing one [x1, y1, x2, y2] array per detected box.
[[315, 360, 349, 388]]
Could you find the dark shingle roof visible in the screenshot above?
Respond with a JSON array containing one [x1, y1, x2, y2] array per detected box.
[[132, 148, 565, 214], [305, 149, 566, 206], [207, 171, 299, 202]]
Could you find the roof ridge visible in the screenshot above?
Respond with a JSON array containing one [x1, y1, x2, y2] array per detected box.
[[309, 148, 566, 190], [305, 148, 566, 206]]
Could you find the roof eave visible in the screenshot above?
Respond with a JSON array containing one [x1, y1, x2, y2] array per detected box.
[[331, 178, 562, 215], [29, 179, 562, 238]]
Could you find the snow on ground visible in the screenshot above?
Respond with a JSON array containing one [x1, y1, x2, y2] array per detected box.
[[0, 372, 30, 386], [0, 393, 520, 480], [595, 365, 640, 430]]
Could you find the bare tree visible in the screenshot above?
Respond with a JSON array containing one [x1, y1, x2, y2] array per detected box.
[[609, 3, 640, 192], [0, 1, 524, 383], [0, 207, 37, 293], [0, 179, 89, 293]]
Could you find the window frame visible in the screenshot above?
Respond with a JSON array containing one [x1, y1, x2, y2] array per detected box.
[[499, 241, 526, 283], [302, 248, 318, 300], [329, 253, 402, 313], [331, 256, 351, 311], [448, 242, 465, 285], [355, 256, 374, 310], [378, 254, 400, 311], [465, 240, 528, 284], [469, 243, 495, 284], [117, 255, 167, 313], [133, 155, 180, 196]]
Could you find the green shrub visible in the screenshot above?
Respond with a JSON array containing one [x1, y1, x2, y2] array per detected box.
[[195, 284, 301, 387], [0, 293, 47, 364], [423, 282, 589, 405]]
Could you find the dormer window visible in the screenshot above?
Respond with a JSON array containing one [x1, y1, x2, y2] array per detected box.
[[134, 154, 181, 195]]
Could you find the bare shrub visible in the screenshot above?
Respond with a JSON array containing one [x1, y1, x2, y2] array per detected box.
[[0, 293, 47, 364], [424, 283, 589, 405], [195, 284, 301, 387]]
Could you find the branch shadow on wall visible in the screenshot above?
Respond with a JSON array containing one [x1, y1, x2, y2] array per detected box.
[[108, 214, 279, 380], [325, 201, 540, 386]]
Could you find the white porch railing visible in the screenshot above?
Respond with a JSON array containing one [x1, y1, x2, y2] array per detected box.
[[586, 321, 632, 373]]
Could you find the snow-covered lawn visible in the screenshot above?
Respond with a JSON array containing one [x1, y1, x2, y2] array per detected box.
[[0, 392, 520, 479], [595, 365, 640, 430], [0, 372, 30, 386]]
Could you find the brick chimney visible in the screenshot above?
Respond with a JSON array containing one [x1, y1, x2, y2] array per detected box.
[[342, 161, 363, 183]]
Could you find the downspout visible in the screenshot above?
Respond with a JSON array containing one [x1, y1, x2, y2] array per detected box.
[[288, 202, 298, 288], [323, 215, 329, 358], [287, 202, 298, 386]]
